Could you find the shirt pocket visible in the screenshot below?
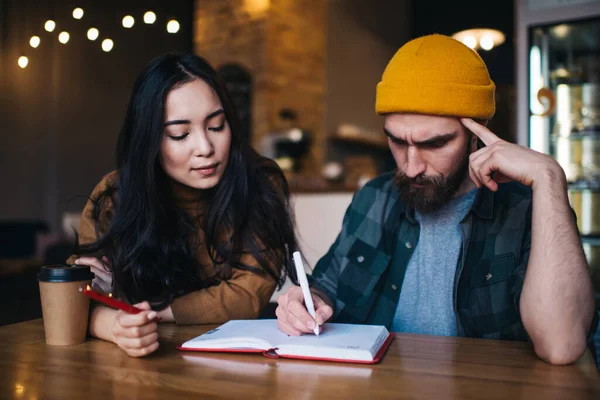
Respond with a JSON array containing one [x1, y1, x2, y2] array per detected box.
[[471, 253, 515, 288], [338, 236, 390, 309], [467, 253, 520, 337]]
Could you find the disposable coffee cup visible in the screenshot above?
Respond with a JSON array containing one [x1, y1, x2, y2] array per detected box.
[[37, 265, 95, 346]]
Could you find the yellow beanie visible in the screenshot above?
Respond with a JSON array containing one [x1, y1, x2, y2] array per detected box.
[[376, 34, 495, 119]]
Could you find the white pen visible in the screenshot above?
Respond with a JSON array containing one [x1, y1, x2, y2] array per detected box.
[[292, 251, 320, 336]]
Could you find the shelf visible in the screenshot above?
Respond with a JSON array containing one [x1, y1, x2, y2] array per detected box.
[[289, 183, 359, 194], [582, 236, 600, 245], [544, 18, 600, 54], [568, 181, 600, 191], [284, 172, 359, 194], [329, 133, 389, 149], [552, 131, 600, 141]]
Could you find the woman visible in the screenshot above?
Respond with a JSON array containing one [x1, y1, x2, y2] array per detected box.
[[69, 53, 298, 357]]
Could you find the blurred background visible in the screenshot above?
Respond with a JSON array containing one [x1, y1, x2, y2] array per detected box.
[[1, 0, 599, 355]]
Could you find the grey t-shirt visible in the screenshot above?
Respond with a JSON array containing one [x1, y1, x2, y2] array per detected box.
[[391, 188, 477, 335]]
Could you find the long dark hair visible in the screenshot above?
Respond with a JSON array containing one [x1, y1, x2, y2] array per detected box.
[[74, 53, 298, 309]]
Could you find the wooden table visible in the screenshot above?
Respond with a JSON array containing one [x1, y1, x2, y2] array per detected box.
[[1, 320, 598, 400]]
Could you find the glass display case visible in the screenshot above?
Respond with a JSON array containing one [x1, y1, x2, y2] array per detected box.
[[518, 7, 600, 294], [528, 18, 600, 173]]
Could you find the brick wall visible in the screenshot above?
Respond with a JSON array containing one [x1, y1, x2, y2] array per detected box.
[[194, 0, 326, 174]]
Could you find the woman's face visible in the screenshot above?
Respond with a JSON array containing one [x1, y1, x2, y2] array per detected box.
[[159, 79, 232, 190]]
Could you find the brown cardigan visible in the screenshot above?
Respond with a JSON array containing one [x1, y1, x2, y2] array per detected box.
[[68, 165, 287, 325]]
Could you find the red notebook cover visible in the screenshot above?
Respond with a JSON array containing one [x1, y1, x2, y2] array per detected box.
[[177, 333, 394, 365]]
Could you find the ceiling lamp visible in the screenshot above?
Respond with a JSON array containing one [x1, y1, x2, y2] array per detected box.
[[452, 28, 505, 51]]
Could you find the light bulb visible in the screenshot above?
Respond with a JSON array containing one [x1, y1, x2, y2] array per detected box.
[[553, 24, 570, 38], [87, 28, 99, 41], [58, 32, 70, 44], [18, 56, 29, 68], [144, 11, 157, 24], [167, 20, 180, 34], [29, 36, 41, 48], [44, 20, 56, 32], [122, 16, 135, 28], [480, 36, 494, 51], [73, 8, 84, 19], [102, 39, 114, 52], [462, 35, 477, 49]]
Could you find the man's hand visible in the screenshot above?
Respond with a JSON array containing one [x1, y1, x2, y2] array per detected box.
[[463, 119, 596, 365], [462, 118, 566, 192], [276, 286, 333, 336]]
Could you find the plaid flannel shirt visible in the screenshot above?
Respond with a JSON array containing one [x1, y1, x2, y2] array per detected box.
[[310, 171, 598, 342]]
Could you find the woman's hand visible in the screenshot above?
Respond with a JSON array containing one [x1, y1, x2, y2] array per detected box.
[[111, 301, 160, 357], [157, 305, 175, 323], [75, 256, 112, 293]]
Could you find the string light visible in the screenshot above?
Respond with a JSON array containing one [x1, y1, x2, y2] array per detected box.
[[87, 28, 99, 41], [58, 32, 70, 44], [29, 36, 41, 48], [18, 56, 29, 69], [44, 20, 56, 32], [73, 8, 84, 19], [144, 11, 157, 24], [29, 13, 182, 59], [102, 39, 114, 52], [166, 20, 180, 34], [122, 16, 135, 28]]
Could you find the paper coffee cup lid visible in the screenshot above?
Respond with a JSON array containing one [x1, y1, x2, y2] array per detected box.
[[38, 265, 95, 283]]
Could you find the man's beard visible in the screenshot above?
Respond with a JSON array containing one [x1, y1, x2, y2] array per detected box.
[[393, 145, 471, 213]]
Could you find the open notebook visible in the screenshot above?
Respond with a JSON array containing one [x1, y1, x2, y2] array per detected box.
[[178, 319, 393, 364]]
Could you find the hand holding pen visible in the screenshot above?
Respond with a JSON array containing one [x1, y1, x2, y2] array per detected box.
[[80, 285, 160, 357], [275, 251, 334, 336]]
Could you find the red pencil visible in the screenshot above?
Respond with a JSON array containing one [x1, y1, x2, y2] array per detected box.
[[80, 285, 142, 314]]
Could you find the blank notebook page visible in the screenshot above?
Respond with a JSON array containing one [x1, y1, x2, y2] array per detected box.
[[183, 320, 389, 361]]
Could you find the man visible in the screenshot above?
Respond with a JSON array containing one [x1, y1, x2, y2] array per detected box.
[[276, 34, 597, 365]]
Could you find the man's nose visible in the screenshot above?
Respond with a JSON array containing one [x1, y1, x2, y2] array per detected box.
[[404, 146, 426, 178]]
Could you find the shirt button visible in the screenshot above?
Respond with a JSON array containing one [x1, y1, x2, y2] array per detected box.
[[356, 255, 365, 263], [391, 284, 398, 291], [405, 242, 413, 249], [486, 273, 493, 281]]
